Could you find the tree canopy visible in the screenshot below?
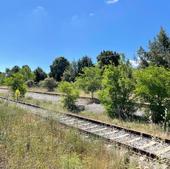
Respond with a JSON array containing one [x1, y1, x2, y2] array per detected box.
[[50, 57, 70, 81], [135, 66, 170, 124], [97, 50, 120, 68], [62, 61, 78, 82], [76, 66, 102, 100], [34, 67, 47, 83], [138, 28, 170, 68], [77, 56, 93, 74], [99, 63, 136, 119]]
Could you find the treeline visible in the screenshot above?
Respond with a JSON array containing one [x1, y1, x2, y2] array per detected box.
[[0, 28, 170, 129]]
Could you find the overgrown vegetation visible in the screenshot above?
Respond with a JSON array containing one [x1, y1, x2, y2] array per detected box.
[[0, 27, 170, 130], [76, 66, 102, 101], [135, 66, 170, 128], [0, 102, 146, 169], [5, 73, 27, 99], [99, 63, 136, 119], [58, 81, 79, 112]]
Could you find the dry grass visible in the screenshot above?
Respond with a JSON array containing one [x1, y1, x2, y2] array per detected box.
[[22, 95, 170, 140], [0, 88, 169, 140], [0, 101, 146, 169], [80, 111, 170, 140]]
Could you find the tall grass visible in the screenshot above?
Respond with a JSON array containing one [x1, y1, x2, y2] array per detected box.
[[0, 101, 152, 169]]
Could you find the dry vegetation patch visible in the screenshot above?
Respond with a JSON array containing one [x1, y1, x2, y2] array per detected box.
[[0, 102, 155, 169]]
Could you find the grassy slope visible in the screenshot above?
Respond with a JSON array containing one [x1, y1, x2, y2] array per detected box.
[[0, 101, 144, 169]]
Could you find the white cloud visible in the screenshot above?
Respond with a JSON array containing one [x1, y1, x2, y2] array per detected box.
[[89, 13, 95, 17], [106, 0, 119, 5], [130, 59, 139, 68]]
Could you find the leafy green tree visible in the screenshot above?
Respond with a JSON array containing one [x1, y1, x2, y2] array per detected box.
[[5, 73, 27, 98], [5, 68, 11, 77], [138, 27, 170, 68], [20, 65, 34, 82], [97, 50, 120, 68], [11, 65, 20, 74], [77, 56, 93, 74], [0, 73, 5, 85], [135, 66, 170, 124], [99, 64, 136, 119], [62, 61, 78, 82], [58, 81, 79, 112], [5, 66, 20, 77], [34, 67, 47, 83], [43, 78, 57, 92], [137, 47, 149, 68], [50, 57, 70, 81], [76, 66, 102, 100]]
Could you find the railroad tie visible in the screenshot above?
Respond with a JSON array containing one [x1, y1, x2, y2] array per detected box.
[[91, 127, 108, 133], [125, 137, 141, 144], [101, 130, 119, 137], [77, 122, 91, 127], [155, 146, 170, 156], [139, 141, 157, 150], [112, 134, 129, 140], [83, 125, 98, 130]]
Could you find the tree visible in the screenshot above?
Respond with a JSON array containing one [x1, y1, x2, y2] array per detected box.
[[50, 57, 70, 81], [62, 61, 78, 82], [76, 66, 102, 100], [5, 73, 27, 98], [43, 78, 57, 92], [77, 56, 93, 74], [58, 81, 79, 112], [99, 64, 136, 119], [5, 68, 11, 77], [0, 73, 5, 85], [5, 66, 20, 77], [34, 67, 47, 83], [11, 65, 20, 74], [20, 65, 34, 82], [137, 47, 149, 68], [97, 50, 120, 68], [137, 27, 170, 68], [135, 66, 170, 124]]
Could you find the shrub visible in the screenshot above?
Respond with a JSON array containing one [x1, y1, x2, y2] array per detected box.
[[99, 64, 136, 119], [58, 81, 79, 112], [43, 78, 57, 92], [76, 66, 101, 101], [5, 73, 27, 98], [25, 80, 35, 88], [135, 66, 170, 126]]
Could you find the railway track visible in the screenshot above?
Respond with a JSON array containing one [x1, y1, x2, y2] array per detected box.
[[0, 96, 170, 164]]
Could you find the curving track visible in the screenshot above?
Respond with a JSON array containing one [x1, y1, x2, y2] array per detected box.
[[0, 96, 170, 165]]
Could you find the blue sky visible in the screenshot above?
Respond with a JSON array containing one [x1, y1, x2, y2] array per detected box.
[[0, 0, 170, 72]]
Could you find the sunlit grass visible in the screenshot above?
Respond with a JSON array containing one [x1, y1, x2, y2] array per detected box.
[[0, 88, 169, 140], [23, 96, 170, 140], [0, 101, 145, 169]]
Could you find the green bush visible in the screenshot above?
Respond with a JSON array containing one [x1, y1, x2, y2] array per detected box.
[[58, 81, 79, 112], [99, 64, 136, 119], [5, 73, 27, 98], [76, 66, 101, 100], [43, 78, 57, 91], [135, 66, 170, 125]]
